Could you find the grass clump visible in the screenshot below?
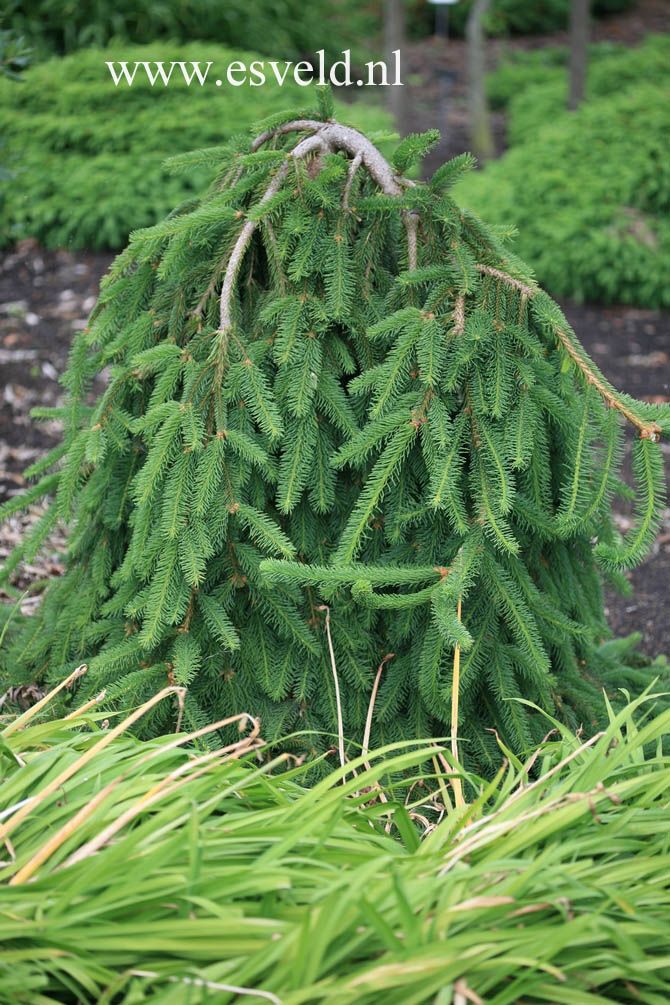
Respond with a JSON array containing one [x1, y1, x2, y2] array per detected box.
[[2, 680, 670, 1003], [454, 37, 670, 307], [0, 44, 390, 250]]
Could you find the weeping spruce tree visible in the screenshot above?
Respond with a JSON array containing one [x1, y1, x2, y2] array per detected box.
[[2, 90, 668, 769]]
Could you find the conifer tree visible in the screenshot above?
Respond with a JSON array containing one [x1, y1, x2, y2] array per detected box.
[[1, 90, 668, 769]]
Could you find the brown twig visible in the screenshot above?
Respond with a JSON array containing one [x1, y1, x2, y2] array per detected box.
[[453, 295, 466, 336], [218, 159, 292, 338], [362, 653, 394, 766], [450, 595, 465, 808], [554, 325, 661, 440], [475, 263, 535, 299], [405, 212, 419, 272]]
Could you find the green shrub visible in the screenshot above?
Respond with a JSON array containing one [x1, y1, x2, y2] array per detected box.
[[2, 685, 670, 1002], [4, 0, 375, 62], [0, 44, 391, 250], [454, 42, 670, 307], [488, 34, 670, 142]]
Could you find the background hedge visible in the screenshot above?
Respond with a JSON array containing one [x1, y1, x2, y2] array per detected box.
[[0, 44, 391, 250]]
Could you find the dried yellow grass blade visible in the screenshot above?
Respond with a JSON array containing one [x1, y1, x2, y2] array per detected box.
[[0, 685, 185, 842], [2, 663, 87, 737]]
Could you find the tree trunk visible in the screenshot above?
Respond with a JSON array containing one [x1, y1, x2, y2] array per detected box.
[[383, 0, 407, 132], [466, 0, 494, 162], [568, 0, 589, 110]]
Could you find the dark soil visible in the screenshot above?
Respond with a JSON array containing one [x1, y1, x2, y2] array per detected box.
[[1, 242, 668, 658], [0, 242, 111, 500]]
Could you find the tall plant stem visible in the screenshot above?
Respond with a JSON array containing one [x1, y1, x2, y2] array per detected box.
[[319, 604, 346, 775], [451, 595, 465, 808]]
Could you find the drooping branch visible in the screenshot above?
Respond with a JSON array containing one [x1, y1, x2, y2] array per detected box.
[[218, 158, 292, 336], [215, 134, 330, 364], [251, 118, 322, 152], [319, 122, 404, 196], [256, 121, 421, 301], [553, 324, 661, 440], [475, 263, 662, 440], [475, 263, 535, 299]]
